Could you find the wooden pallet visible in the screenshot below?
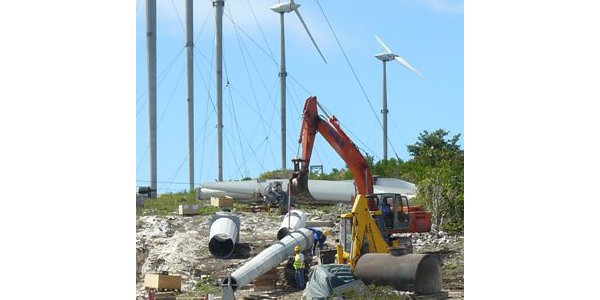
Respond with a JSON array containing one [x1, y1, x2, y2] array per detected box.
[[144, 273, 182, 291], [211, 196, 234, 208], [147, 290, 177, 300], [178, 204, 200, 216]]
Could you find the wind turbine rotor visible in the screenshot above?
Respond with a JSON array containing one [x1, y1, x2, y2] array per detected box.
[[375, 53, 396, 62], [375, 35, 393, 54], [270, 2, 297, 13], [293, 7, 327, 63], [374, 35, 424, 78], [394, 56, 424, 78]]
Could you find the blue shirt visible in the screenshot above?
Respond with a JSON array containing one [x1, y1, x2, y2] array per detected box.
[[382, 204, 390, 215], [308, 228, 327, 254]]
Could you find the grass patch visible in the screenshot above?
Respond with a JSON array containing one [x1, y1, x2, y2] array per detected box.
[[175, 276, 220, 299], [137, 192, 220, 217], [342, 284, 411, 300]]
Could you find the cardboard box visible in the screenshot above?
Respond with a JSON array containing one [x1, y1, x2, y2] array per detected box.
[[178, 204, 199, 215], [210, 196, 233, 208], [144, 273, 182, 290]]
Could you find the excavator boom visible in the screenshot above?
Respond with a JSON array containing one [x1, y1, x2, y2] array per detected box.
[[291, 96, 373, 202]]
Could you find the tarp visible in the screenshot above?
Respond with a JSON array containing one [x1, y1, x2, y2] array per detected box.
[[305, 264, 362, 300]]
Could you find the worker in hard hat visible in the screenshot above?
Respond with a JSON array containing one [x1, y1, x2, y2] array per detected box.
[[307, 227, 329, 256], [293, 245, 306, 289]]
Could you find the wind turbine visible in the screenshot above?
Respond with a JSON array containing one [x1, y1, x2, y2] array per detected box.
[[270, 0, 326, 176], [374, 35, 423, 161]]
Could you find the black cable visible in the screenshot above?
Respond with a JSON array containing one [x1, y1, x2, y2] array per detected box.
[[170, 0, 186, 35], [313, 0, 383, 130]]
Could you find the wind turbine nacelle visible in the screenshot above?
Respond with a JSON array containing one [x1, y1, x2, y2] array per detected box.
[[375, 53, 397, 62], [270, 2, 300, 13]]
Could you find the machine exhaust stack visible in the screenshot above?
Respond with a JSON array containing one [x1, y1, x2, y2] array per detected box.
[[209, 212, 240, 258], [277, 209, 308, 240], [221, 227, 314, 292]]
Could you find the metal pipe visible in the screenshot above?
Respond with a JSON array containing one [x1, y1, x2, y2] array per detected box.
[[146, 0, 157, 197], [353, 253, 442, 294], [279, 12, 287, 177], [209, 212, 240, 258], [214, 0, 224, 181], [277, 209, 307, 240], [382, 60, 388, 161], [186, 0, 194, 192], [222, 227, 314, 291]]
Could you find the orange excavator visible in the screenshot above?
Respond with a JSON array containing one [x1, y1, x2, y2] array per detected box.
[[288, 96, 442, 294], [290, 96, 432, 245]]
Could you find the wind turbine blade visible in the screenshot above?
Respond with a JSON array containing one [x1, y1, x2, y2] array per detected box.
[[375, 35, 392, 54], [394, 56, 424, 78], [293, 8, 327, 63]]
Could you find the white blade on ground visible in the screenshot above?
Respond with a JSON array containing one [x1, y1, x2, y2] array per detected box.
[[375, 35, 392, 54], [394, 56, 424, 78], [293, 8, 327, 63]]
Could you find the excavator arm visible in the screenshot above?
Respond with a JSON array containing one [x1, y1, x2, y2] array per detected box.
[[291, 96, 373, 202]]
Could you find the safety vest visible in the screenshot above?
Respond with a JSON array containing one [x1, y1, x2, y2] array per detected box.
[[293, 253, 305, 269]]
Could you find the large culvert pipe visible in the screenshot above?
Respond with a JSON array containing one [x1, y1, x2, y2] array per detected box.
[[222, 227, 314, 292], [209, 212, 240, 258], [353, 253, 442, 294], [277, 209, 307, 240]]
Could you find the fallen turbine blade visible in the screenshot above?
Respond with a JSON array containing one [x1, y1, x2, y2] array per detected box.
[[293, 8, 327, 63], [375, 35, 393, 54], [395, 56, 424, 78]]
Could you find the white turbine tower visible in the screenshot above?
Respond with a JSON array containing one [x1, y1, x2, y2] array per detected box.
[[270, 0, 326, 176], [374, 35, 423, 161]]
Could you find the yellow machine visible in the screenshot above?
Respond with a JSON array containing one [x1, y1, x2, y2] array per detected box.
[[336, 194, 390, 270]]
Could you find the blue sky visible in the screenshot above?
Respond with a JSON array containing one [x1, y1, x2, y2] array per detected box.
[[136, 0, 464, 193]]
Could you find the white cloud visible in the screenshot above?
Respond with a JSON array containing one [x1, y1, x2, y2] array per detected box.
[[422, 0, 464, 14]]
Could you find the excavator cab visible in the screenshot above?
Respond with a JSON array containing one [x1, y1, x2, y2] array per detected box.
[[367, 193, 432, 237], [366, 193, 410, 241]]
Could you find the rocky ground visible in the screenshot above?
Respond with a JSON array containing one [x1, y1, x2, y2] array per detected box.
[[136, 203, 463, 299]]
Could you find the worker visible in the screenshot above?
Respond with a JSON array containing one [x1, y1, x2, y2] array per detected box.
[[382, 199, 392, 228], [293, 245, 306, 289], [308, 227, 329, 256], [382, 200, 391, 215]]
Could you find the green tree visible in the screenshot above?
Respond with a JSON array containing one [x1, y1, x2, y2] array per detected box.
[[409, 129, 464, 232], [408, 129, 462, 168]]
